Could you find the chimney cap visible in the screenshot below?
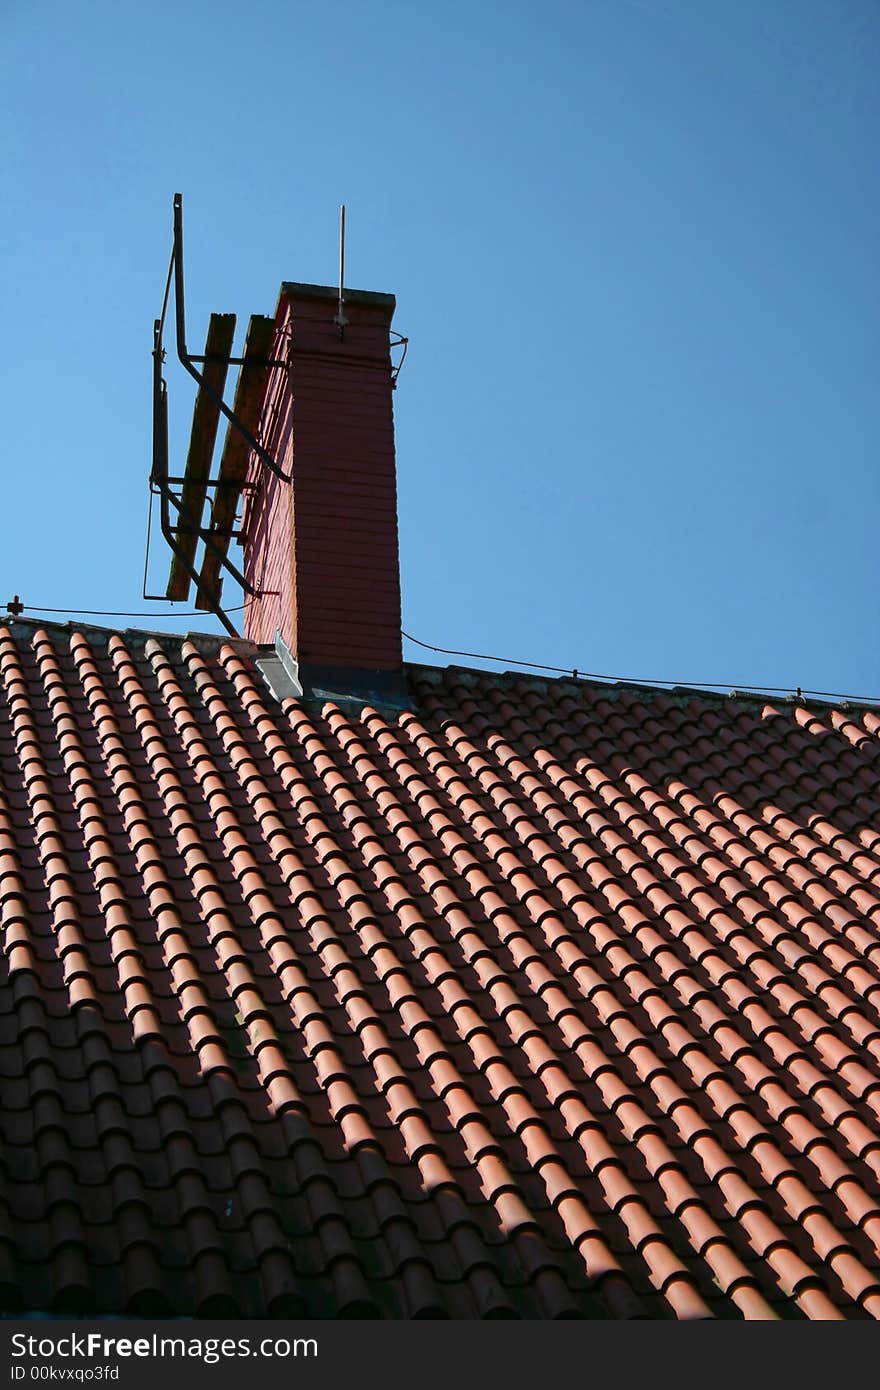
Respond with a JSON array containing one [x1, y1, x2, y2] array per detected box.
[[279, 281, 396, 313]]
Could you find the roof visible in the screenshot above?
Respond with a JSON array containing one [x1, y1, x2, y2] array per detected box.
[[2, 616, 880, 1320]]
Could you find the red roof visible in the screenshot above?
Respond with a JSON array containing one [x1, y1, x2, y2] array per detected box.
[[2, 616, 880, 1319]]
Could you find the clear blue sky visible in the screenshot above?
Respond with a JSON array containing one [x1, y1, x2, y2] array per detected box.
[[2, 0, 878, 698]]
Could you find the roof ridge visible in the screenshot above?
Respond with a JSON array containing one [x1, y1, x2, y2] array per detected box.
[[2, 617, 879, 714]]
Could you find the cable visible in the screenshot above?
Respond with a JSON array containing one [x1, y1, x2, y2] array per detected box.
[[402, 630, 593, 678], [16, 605, 246, 619], [6, 610, 876, 703], [401, 629, 880, 705]]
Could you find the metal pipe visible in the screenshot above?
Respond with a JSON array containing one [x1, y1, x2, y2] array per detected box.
[[172, 194, 292, 483], [340, 203, 345, 305], [334, 204, 348, 331], [151, 319, 168, 488]]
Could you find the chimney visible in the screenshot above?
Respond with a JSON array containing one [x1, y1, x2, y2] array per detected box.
[[241, 281, 403, 697]]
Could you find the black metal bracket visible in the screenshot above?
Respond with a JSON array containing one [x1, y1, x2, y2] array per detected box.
[[148, 326, 252, 637], [390, 330, 409, 388]]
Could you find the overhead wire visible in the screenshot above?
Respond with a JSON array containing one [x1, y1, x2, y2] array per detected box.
[[401, 629, 880, 705], [14, 605, 246, 619], [3, 610, 875, 704]]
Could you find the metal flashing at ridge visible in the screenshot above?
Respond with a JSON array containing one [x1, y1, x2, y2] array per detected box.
[[253, 630, 411, 709]]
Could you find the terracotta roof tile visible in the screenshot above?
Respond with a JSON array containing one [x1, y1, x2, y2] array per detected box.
[[2, 619, 880, 1316]]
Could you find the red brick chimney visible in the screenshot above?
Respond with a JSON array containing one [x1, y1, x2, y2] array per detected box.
[[241, 282, 402, 690]]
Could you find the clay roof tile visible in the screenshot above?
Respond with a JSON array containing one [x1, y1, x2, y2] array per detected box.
[[2, 619, 880, 1318]]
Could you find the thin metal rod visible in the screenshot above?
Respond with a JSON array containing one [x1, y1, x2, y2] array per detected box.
[[165, 476, 257, 490], [334, 204, 348, 329], [339, 204, 345, 313], [187, 354, 287, 367], [157, 248, 174, 347], [142, 486, 154, 599], [155, 482, 242, 636], [163, 487, 255, 595]]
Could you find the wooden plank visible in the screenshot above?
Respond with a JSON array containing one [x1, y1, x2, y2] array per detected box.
[[195, 314, 275, 610], [166, 313, 236, 601]]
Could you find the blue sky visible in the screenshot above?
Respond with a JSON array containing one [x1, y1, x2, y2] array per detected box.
[[2, 0, 878, 698]]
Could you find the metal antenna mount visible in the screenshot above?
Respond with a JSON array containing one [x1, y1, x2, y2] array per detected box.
[[145, 193, 289, 636], [334, 204, 349, 334]]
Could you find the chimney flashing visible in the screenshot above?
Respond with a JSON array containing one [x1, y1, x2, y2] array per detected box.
[[300, 662, 411, 710], [253, 630, 304, 701], [253, 629, 410, 709]]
